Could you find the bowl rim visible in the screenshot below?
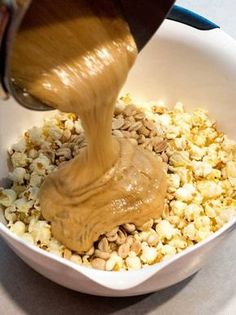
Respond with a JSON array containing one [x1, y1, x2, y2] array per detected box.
[[0, 214, 235, 290]]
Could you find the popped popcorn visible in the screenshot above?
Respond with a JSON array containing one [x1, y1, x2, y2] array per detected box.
[[169, 236, 187, 249], [192, 134, 207, 147], [183, 223, 196, 241], [184, 204, 203, 222], [222, 136, 236, 152], [140, 244, 157, 264], [27, 126, 44, 145], [173, 102, 184, 113], [30, 154, 52, 175], [156, 220, 178, 240], [170, 200, 186, 216], [11, 138, 27, 153], [226, 161, 236, 178], [11, 152, 28, 168], [174, 167, 193, 185], [161, 245, 176, 260], [0, 189, 17, 207], [27, 187, 40, 201], [47, 239, 64, 256], [106, 252, 123, 271], [0, 99, 235, 271], [168, 174, 181, 190], [28, 219, 51, 245], [197, 181, 223, 199], [15, 198, 34, 214], [169, 151, 191, 167], [205, 204, 217, 218], [174, 137, 187, 150], [64, 119, 74, 131], [10, 221, 26, 236], [4, 206, 17, 223], [191, 108, 211, 127], [194, 216, 211, 229], [29, 173, 43, 187], [189, 144, 206, 161], [10, 167, 28, 184], [126, 252, 142, 270], [48, 125, 63, 140], [157, 114, 172, 129], [175, 184, 196, 202], [195, 227, 212, 242], [192, 161, 213, 177], [215, 208, 236, 228]]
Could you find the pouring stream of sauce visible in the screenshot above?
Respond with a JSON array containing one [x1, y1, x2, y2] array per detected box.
[[10, 0, 167, 252]]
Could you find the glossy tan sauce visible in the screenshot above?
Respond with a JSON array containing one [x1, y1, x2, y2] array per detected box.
[[10, 0, 167, 252]]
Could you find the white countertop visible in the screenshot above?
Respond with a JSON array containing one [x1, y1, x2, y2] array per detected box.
[[1, 1, 236, 314]]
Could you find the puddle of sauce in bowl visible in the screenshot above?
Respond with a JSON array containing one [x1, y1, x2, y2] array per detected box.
[[10, 0, 167, 252]]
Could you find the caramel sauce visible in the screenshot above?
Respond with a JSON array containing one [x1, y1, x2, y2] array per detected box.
[[10, 0, 167, 252]]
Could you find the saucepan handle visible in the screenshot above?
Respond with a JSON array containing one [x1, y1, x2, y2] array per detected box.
[[167, 5, 219, 31]]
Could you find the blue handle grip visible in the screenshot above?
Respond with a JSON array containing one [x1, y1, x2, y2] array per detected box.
[[167, 5, 219, 30]]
